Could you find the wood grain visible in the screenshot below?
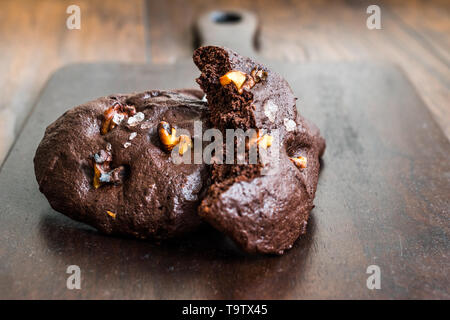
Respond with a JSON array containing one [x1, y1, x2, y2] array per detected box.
[[0, 62, 448, 299], [147, 0, 450, 139], [0, 0, 147, 164], [0, 0, 448, 298], [1, 0, 449, 164]]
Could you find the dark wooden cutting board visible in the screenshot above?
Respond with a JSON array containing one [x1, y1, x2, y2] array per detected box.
[[0, 59, 448, 299]]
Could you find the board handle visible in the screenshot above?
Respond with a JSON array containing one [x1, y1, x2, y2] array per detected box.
[[195, 10, 259, 58]]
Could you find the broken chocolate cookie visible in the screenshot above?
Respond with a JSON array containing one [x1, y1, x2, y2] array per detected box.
[[194, 46, 325, 254]]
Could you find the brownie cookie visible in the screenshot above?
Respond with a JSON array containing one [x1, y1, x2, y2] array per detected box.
[[34, 90, 210, 239], [194, 46, 325, 254]]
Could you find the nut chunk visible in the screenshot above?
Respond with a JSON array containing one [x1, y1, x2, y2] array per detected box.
[[220, 71, 247, 93], [101, 101, 136, 135], [219, 68, 268, 94], [158, 121, 192, 155], [177, 135, 193, 156], [249, 130, 273, 150], [290, 156, 307, 169], [158, 121, 178, 152], [90, 145, 127, 189]]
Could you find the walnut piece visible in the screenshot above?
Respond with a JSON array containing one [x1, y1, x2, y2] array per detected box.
[[220, 68, 268, 94], [101, 102, 136, 135], [158, 121, 192, 155]]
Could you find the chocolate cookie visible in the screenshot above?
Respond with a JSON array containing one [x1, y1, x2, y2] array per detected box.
[[34, 89, 210, 239], [194, 46, 325, 254]]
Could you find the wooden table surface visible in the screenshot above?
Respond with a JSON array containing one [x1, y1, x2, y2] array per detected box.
[[0, 0, 449, 163], [0, 0, 449, 300], [1, 60, 449, 299]]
